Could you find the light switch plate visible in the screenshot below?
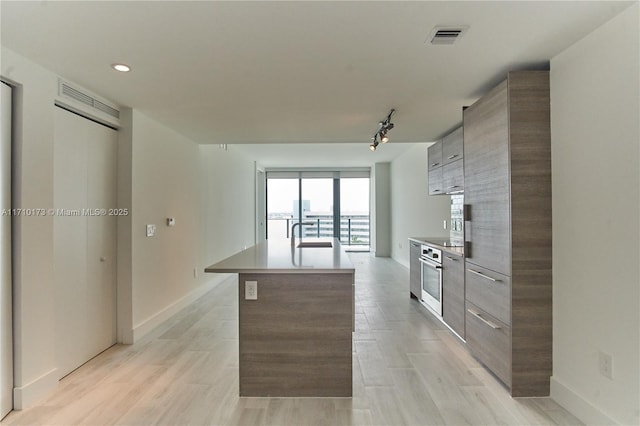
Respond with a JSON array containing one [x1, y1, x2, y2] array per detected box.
[[245, 281, 257, 300], [146, 224, 156, 237]]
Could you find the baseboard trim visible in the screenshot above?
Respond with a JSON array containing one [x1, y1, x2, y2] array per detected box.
[[392, 254, 409, 270], [131, 274, 232, 343], [550, 376, 618, 425], [13, 368, 58, 410]]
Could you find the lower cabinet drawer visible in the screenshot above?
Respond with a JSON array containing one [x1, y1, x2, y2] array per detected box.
[[465, 302, 511, 388], [465, 263, 511, 325]]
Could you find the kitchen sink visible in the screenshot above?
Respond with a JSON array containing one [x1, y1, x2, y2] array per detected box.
[[297, 241, 333, 248]]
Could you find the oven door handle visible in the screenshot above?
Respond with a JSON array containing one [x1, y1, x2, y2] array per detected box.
[[419, 257, 442, 269]]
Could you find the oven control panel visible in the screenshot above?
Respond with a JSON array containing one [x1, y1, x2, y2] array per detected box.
[[421, 245, 442, 262]]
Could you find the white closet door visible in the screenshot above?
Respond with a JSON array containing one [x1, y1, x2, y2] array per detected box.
[[54, 107, 117, 379], [85, 121, 117, 355], [1, 82, 13, 418]]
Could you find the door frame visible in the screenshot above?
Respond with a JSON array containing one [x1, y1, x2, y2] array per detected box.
[[1, 80, 14, 419]]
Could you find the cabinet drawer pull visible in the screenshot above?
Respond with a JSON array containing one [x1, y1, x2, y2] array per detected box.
[[447, 154, 459, 160], [468, 308, 501, 329], [467, 268, 501, 282], [447, 185, 461, 190], [430, 162, 440, 167], [445, 256, 458, 261]]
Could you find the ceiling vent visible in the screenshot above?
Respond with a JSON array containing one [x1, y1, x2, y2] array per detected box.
[[429, 26, 468, 45], [56, 79, 121, 127]]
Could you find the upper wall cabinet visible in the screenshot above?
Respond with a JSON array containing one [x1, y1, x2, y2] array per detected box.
[[427, 140, 443, 195], [428, 167, 444, 195], [442, 126, 463, 166], [427, 140, 442, 170], [428, 126, 464, 195]]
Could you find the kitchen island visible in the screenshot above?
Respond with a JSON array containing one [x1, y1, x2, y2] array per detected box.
[[205, 238, 355, 397]]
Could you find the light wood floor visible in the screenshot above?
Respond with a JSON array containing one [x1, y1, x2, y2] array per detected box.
[[2, 253, 582, 426]]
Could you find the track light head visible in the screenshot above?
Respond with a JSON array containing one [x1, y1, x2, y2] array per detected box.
[[368, 109, 395, 151], [370, 133, 379, 151]]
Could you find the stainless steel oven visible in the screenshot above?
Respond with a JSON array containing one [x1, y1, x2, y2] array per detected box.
[[420, 245, 443, 316]]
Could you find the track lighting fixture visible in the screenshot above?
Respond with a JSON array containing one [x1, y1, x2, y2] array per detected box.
[[369, 109, 395, 151]]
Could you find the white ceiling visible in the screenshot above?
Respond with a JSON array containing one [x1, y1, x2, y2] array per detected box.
[[0, 1, 633, 166], [233, 142, 418, 168]]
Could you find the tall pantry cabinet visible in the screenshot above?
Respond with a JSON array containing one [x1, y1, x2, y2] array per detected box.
[[463, 71, 552, 397]]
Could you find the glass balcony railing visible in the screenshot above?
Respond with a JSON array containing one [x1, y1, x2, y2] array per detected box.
[[267, 216, 370, 246]]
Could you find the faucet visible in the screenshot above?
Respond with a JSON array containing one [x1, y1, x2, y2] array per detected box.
[[291, 222, 314, 250]]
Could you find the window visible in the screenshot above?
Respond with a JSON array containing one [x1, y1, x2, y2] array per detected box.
[[265, 170, 370, 251]]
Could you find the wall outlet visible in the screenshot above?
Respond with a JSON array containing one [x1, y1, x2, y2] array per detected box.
[[443, 220, 447, 230], [398, 242, 403, 249], [598, 351, 613, 379], [146, 224, 156, 237], [245, 281, 258, 300]]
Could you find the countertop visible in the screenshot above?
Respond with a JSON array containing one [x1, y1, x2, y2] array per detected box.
[[204, 238, 355, 274], [409, 237, 465, 257]]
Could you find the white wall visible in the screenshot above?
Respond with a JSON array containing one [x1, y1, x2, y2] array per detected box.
[[549, 4, 639, 425], [1, 47, 58, 409], [127, 110, 206, 337], [1, 47, 258, 408], [198, 145, 255, 269], [124, 112, 256, 340], [390, 143, 451, 267], [372, 162, 391, 257]]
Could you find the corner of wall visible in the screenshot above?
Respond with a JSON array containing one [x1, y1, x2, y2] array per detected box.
[[550, 377, 618, 425], [131, 274, 231, 342], [117, 108, 133, 344], [549, 3, 639, 424], [389, 144, 450, 267], [2, 46, 58, 409], [12, 368, 58, 410]]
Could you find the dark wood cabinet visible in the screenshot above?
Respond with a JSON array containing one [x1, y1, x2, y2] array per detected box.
[[442, 126, 463, 166], [427, 140, 442, 170], [427, 167, 443, 195], [463, 71, 552, 397], [442, 160, 463, 194], [465, 302, 511, 386], [465, 263, 510, 326], [427, 141, 444, 195], [442, 252, 465, 339], [429, 127, 464, 195], [409, 241, 421, 298], [463, 81, 511, 275]]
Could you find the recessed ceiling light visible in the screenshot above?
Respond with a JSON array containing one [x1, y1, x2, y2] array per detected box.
[[112, 63, 131, 72]]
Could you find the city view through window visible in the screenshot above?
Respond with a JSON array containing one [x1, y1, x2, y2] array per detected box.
[[266, 177, 370, 250]]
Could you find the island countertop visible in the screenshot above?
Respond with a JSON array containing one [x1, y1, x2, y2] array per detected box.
[[204, 238, 355, 274]]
